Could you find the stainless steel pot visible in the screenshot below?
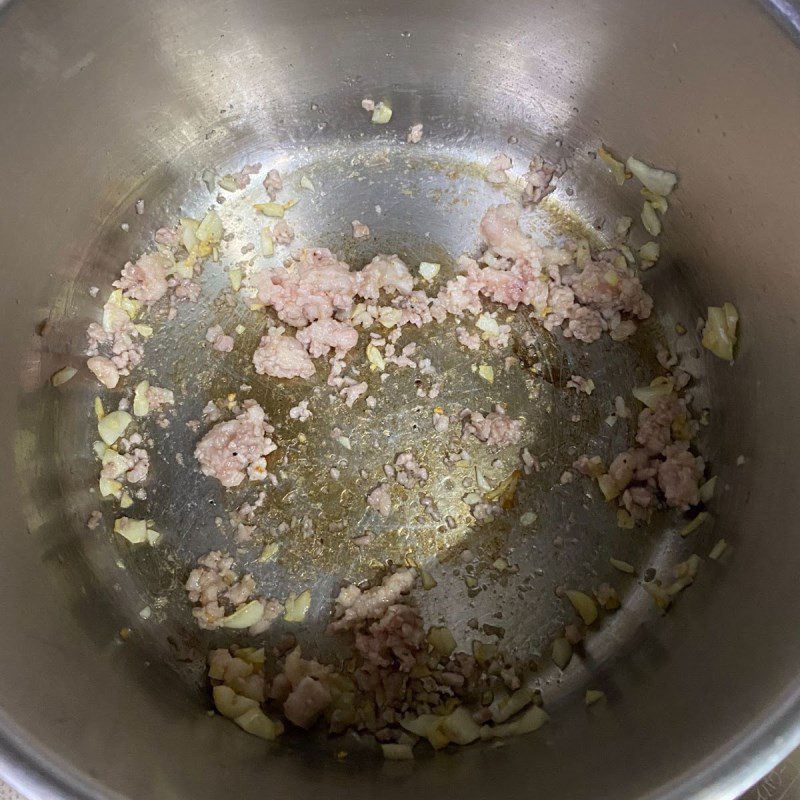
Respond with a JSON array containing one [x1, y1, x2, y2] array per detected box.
[[1, 0, 800, 798]]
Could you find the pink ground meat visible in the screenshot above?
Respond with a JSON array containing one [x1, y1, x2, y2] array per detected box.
[[351, 220, 370, 239], [252, 327, 315, 379], [146, 386, 174, 410], [357, 254, 414, 300], [86, 355, 120, 388], [456, 326, 481, 350], [340, 381, 368, 407], [124, 448, 150, 483], [461, 405, 523, 448], [205, 324, 235, 353], [263, 168, 282, 200], [521, 155, 557, 205], [486, 153, 512, 185], [283, 676, 332, 729], [273, 220, 295, 245], [173, 280, 201, 302], [658, 442, 705, 509], [393, 451, 428, 489], [252, 248, 359, 327], [288, 400, 312, 421], [407, 123, 423, 144], [86, 510, 103, 530], [328, 569, 415, 632], [194, 401, 277, 487], [478, 203, 537, 262], [154, 226, 180, 247], [114, 252, 170, 304], [568, 258, 653, 324], [186, 551, 283, 633], [228, 163, 261, 189], [564, 306, 605, 343], [366, 483, 391, 517], [635, 395, 686, 455], [354, 603, 424, 671], [295, 318, 358, 358]]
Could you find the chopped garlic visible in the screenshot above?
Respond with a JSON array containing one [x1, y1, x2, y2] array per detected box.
[[212, 685, 258, 720], [201, 169, 216, 192], [254, 202, 285, 218], [382, 743, 413, 760], [217, 175, 237, 192], [133, 381, 150, 417], [260, 227, 275, 256], [565, 590, 598, 625], [597, 473, 620, 501], [99, 477, 122, 499], [139, 606, 152, 620], [699, 476, 717, 503], [114, 517, 148, 544], [228, 265, 243, 291], [441, 706, 481, 744], [377, 307, 403, 328], [418, 261, 440, 281], [626, 156, 677, 196], [234, 706, 283, 740], [639, 241, 660, 267], [482, 705, 549, 739], [94, 397, 105, 420], [101, 448, 130, 480], [491, 687, 538, 724], [475, 466, 491, 492], [366, 343, 385, 371], [709, 538, 728, 560], [371, 102, 392, 124], [196, 210, 223, 244], [220, 600, 265, 629], [259, 542, 279, 562], [476, 312, 500, 337], [585, 689, 605, 706], [427, 626, 457, 657], [702, 303, 738, 361], [420, 570, 437, 590], [51, 366, 77, 386], [680, 510, 711, 537], [610, 557, 636, 574], [641, 201, 662, 236], [632, 378, 674, 409], [103, 290, 139, 330], [617, 509, 635, 529], [597, 146, 627, 185], [98, 410, 132, 445], [180, 218, 199, 253], [299, 175, 315, 191], [615, 216, 633, 237], [119, 492, 133, 509], [284, 589, 312, 622], [520, 511, 537, 526], [135, 324, 154, 337], [478, 364, 494, 383]]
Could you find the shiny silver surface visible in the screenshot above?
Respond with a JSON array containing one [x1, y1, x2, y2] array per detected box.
[[1, 1, 800, 799]]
